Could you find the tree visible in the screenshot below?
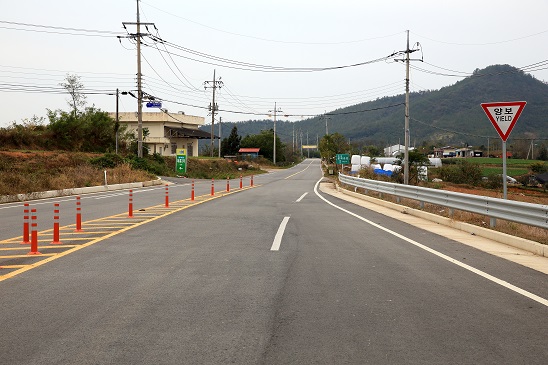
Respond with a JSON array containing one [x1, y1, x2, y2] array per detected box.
[[47, 106, 117, 152], [240, 129, 285, 163], [59, 74, 87, 117], [319, 133, 349, 163], [221, 126, 241, 156], [394, 150, 431, 185]]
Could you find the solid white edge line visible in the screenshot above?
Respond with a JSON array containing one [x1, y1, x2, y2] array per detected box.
[[313, 178, 548, 307], [271, 217, 290, 251], [296, 192, 308, 203]]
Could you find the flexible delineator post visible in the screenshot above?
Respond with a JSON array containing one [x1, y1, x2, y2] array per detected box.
[[191, 180, 195, 201], [51, 203, 62, 244], [21, 203, 30, 244], [128, 189, 134, 218], [74, 196, 83, 232], [28, 208, 41, 255], [165, 184, 169, 208], [211, 179, 215, 196]]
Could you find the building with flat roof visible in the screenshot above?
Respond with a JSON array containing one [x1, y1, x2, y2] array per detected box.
[[110, 111, 214, 156]]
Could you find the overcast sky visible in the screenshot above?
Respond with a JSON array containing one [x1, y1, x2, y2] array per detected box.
[[2, 0, 547, 128]]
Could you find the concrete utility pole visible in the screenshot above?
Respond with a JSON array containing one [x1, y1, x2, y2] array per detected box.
[[115, 88, 119, 154], [404, 30, 411, 185], [323, 111, 331, 135], [204, 69, 223, 157], [122, 0, 155, 158], [269, 102, 283, 165], [396, 30, 421, 185], [218, 116, 222, 158]]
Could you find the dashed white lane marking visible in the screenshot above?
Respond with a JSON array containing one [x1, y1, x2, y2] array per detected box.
[[271, 217, 290, 251], [296, 192, 308, 203]]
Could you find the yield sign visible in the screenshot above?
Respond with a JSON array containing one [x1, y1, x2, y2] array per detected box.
[[481, 101, 526, 141]]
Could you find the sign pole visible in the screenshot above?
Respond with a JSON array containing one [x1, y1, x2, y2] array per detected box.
[[502, 141, 507, 199]]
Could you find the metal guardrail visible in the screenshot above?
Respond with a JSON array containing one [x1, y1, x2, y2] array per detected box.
[[339, 173, 548, 229]]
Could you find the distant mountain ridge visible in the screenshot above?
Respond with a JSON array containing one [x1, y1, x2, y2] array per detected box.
[[203, 64, 548, 147]]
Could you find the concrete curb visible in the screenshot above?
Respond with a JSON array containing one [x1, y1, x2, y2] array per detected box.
[[0, 179, 164, 204], [335, 184, 547, 258]]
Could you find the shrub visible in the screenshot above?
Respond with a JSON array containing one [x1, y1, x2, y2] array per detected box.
[[438, 161, 483, 185], [89, 153, 124, 168]]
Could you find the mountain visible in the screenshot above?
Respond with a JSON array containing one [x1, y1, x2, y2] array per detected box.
[[204, 65, 548, 147]]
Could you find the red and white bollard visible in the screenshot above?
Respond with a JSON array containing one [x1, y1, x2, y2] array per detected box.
[[21, 203, 30, 244], [251, 175, 254, 187], [165, 184, 169, 208], [128, 189, 134, 218], [51, 203, 62, 245], [211, 179, 215, 196], [191, 180, 195, 201], [74, 196, 83, 232], [28, 208, 41, 255], [226, 177, 230, 192], [239, 175, 243, 189]]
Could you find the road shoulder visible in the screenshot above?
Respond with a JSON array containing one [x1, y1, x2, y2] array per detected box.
[[319, 182, 548, 275]]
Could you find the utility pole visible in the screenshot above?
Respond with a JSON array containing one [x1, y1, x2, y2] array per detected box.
[[307, 131, 310, 158], [122, 0, 155, 158], [396, 30, 421, 185], [323, 111, 331, 135], [218, 116, 222, 158], [269, 102, 283, 165], [115, 88, 119, 155], [204, 69, 223, 157]]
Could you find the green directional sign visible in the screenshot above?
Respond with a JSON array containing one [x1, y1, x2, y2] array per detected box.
[[336, 153, 350, 164], [176, 149, 187, 174]]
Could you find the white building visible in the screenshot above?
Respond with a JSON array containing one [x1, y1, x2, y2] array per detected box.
[[109, 111, 212, 157]]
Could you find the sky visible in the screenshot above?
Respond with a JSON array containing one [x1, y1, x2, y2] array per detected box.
[[1, 0, 548, 128]]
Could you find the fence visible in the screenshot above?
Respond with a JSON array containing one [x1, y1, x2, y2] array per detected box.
[[339, 173, 548, 229]]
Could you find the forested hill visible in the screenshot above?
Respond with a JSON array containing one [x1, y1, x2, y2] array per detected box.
[[204, 64, 548, 147]]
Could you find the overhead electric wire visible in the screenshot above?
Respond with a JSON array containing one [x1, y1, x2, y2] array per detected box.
[[413, 29, 548, 46], [140, 1, 403, 46], [144, 34, 402, 73], [411, 117, 548, 141]]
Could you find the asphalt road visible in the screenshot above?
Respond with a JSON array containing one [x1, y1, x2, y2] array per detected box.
[[0, 159, 546, 364]]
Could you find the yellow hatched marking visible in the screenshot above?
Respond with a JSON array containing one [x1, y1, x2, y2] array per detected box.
[[0, 187, 256, 282]]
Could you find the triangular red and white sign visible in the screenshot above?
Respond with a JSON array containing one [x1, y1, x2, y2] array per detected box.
[[481, 101, 526, 141]]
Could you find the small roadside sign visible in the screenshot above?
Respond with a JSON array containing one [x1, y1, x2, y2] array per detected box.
[[146, 101, 162, 108], [336, 154, 350, 164], [176, 148, 187, 174], [481, 101, 526, 141]]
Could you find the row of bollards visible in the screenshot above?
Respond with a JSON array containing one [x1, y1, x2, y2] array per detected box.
[[21, 198, 84, 255], [20, 175, 256, 255]]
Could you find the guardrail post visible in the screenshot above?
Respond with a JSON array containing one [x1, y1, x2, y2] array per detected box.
[[128, 189, 134, 218], [490, 217, 496, 228], [74, 196, 83, 232], [211, 179, 215, 196], [226, 177, 230, 192], [191, 180, 195, 201], [449, 208, 454, 218], [165, 184, 169, 208], [420, 201, 425, 209], [28, 208, 40, 255], [21, 203, 30, 244], [51, 203, 62, 245]]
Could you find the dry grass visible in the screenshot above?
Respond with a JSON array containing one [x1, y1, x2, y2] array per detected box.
[[0, 151, 155, 196]]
